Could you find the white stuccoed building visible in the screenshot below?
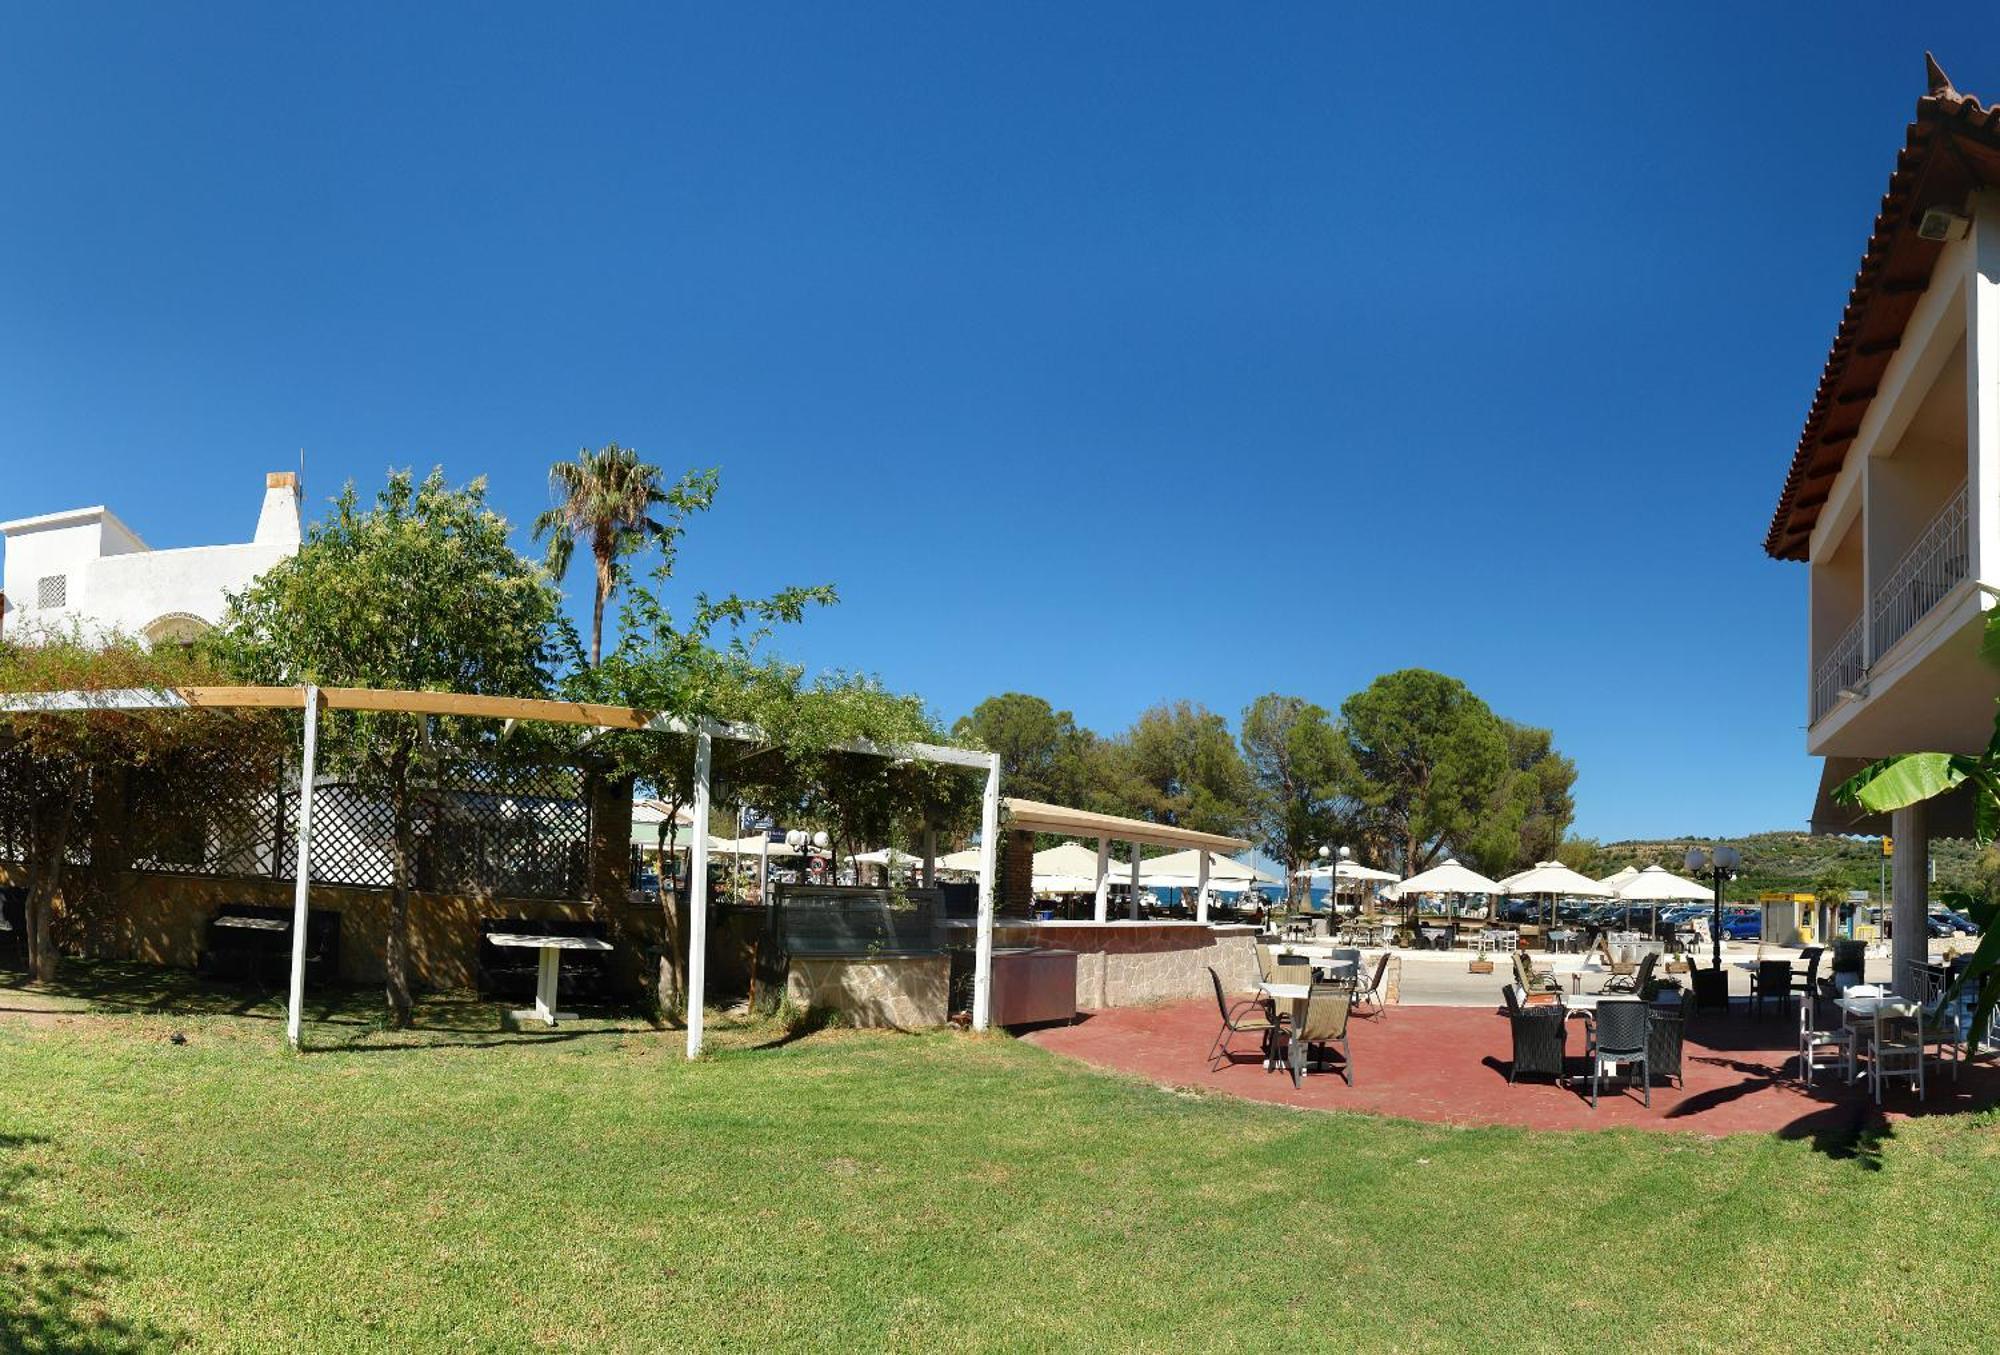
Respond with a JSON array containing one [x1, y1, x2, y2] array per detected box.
[[0, 471, 302, 644]]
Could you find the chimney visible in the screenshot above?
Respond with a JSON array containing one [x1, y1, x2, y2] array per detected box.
[[254, 471, 302, 547]]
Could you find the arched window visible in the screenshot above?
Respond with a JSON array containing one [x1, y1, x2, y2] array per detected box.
[[141, 613, 212, 647]]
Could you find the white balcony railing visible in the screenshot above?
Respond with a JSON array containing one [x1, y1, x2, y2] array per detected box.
[[1810, 614, 1865, 726], [1870, 482, 1970, 660]]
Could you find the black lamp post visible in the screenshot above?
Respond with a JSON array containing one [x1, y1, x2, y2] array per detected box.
[[1683, 843, 1742, 972]]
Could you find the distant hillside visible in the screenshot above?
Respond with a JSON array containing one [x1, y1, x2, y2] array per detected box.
[[1586, 831, 1989, 904]]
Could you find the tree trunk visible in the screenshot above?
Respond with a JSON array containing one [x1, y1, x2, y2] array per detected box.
[[590, 551, 613, 666], [385, 788, 415, 1027], [24, 774, 82, 985], [660, 811, 692, 1023]]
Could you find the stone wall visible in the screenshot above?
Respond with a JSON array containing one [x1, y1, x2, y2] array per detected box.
[[991, 921, 1260, 1011], [785, 954, 949, 1029]]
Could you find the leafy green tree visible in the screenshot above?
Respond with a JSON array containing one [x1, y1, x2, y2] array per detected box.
[[952, 693, 1092, 807], [1239, 694, 1348, 901], [1500, 720, 1576, 866], [534, 444, 707, 666], [218, 469, 560, 1026], [0, 630, 277, 983], [1555, 835, 1600, 874], [1111, 700, 1252, 837], [1339, 669, 1509, 874]]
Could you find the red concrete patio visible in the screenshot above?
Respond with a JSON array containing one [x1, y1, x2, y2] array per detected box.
[[1024, 997, 2000, 1137]]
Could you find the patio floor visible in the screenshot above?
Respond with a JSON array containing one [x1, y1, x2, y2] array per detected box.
[[1023, 997, 2000, 1138]]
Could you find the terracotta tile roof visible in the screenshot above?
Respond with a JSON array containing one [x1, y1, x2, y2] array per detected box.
[[1767, 55, 2000, 561]]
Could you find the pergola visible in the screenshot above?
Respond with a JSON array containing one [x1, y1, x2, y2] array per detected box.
[[0, 682, 1001, 1057], [1000, 798, 1250, 922]]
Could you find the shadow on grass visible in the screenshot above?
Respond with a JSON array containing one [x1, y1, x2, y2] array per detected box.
[[0, 958, 660, 1052], [0, 1132, 180, 1353]]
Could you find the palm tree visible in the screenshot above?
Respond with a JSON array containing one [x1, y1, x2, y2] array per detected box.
[[533, 443, 671, 664]]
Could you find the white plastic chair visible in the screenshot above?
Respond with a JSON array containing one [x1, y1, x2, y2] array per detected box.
[[1796, 991, 1849, 1089], [1870, 1000, 1926, 1104]]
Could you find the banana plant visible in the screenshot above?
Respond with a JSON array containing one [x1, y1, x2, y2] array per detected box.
[[1833, 610, 2000, 1042]]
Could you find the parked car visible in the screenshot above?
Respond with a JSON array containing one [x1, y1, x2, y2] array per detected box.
[[1718, 908, 1762, 941]]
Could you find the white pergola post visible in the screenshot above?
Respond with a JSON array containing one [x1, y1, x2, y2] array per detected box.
[[1128, 842, 1142, 922], [971, 753, 1000, 1031], [284, 684, 320, 1049], [758, 829, 772, 911], [1093, 836, 1110, 924], [685, 725, 714, 1058], [922, 826, 936, 889], [1196, 850, 1211, 925]]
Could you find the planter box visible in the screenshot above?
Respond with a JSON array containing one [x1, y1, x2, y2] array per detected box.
[[1467, 959, 1494, 974]]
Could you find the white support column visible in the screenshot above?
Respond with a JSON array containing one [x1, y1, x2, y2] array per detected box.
[[1891, 800, 1929, 995], [1967, 194, 2000, 589], [685, 725, 714, 1058], [284, 684, 320, 1049], [1128, 842, 1142, 922], [922, 826, 937, 889], [758, 829, 772, 912], [1093, 836, 1110, 924], [1196, 850, 1211, 925], [972, 753, 1000, 1031]]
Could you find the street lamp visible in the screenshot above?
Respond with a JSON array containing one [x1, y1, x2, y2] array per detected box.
[[1317, 843, 1350, 906], [1682, 843, 1742, 974], [786, 829, 832, 882]]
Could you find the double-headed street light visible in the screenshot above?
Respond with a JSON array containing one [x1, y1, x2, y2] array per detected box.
[[1683, 843, 1742, 973], [1317, 843, 1351, 910]]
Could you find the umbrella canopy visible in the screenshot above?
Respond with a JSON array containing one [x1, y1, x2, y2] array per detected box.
[[850, 847, 924, 868], [1611, 865, 1712, 902], [1032, 841, 1112, 893], [1505, 861, 1612, 899], [1597, 865, 1641, 892], [1385, 858, 1504, 899], [933, 847, 983, 874], [1293, 859, 1399, 884], [1137, 849, 1279, 887]]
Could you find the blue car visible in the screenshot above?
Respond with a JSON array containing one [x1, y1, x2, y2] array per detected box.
[[1718, 909, 1762, 941]]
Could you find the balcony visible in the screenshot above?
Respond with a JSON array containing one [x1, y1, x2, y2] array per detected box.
[[1816, 479, 1968, 731], [1869, 482, 1969, 660], [1810, 615, 1864, 727]]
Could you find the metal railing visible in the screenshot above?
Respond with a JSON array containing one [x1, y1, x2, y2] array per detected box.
[[1809, 614, 1865, 726], [1870, 482, 1970, 659]]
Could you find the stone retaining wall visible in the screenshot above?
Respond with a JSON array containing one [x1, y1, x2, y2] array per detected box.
[[785, 954, 949, 1029], [992, 922, 1260, 1011]]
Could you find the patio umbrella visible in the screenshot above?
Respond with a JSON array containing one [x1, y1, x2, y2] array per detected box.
[[1611, 865, 1713, 940], [1032, 841, 1110, 894], [1293, 858, 1398, 912], [933, 847, 983, 874], [1505, 860, 1611, 933], [1137, 849, 1281, 892], [1385, 858, 1505, 934]]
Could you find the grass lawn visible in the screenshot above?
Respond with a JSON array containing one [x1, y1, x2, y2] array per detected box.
[[2, 966, 1997, 1352]]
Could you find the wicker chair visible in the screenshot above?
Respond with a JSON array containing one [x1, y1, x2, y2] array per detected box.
[[1502, 984, 1567, 1085], [1599, 950, 1657, 996], [1285, 982, 1353, 1087], [1582, 998, 1651, 1108], [1350, 953, 1392, 1019], [1207, 967, 1280, 1072], [1647, 991, 1689, 1088], [1750, 959, 1794, 1019], [1513, 950, 1562, 996]]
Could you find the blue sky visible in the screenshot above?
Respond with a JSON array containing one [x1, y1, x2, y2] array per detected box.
[[3, 4, 1996, 843]]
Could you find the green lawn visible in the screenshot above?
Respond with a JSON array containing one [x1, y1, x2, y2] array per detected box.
[[1, 968, 1997, 1352]]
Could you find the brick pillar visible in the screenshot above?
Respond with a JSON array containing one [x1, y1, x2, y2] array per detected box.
[[1000, 830, 1035, 915]]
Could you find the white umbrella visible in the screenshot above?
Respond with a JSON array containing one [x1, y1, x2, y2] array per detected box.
[[1032, 841, 1112, 893], [1137, 848, 1280, 889], [934, 847, 983, 874], [1386, 858, 1504, 898], [1612, 866, 1711, 902], [1597, 865, 1641, 892], [850, 847, 925, 868], [1506, 860, 1612, 932]]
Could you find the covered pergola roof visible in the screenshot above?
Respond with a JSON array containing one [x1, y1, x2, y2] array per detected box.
[[1001, 797, 1250, 852], [0, 681, 1003, 1056]]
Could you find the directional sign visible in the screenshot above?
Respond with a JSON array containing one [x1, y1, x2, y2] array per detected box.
[[1882, 836, 1894, 858]]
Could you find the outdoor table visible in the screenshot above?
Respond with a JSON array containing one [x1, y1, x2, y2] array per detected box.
[[1419, 925, 1451, 950], [487, 932, 615, 1027], [1256, 980, 1312, 1068], [1835, 992, 1915, 1083], [1546, 929, 1578, 953]]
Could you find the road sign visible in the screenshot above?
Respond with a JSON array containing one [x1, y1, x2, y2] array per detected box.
[[1882, 835, 1894, 857], [1846, 889, 1870, 904]]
